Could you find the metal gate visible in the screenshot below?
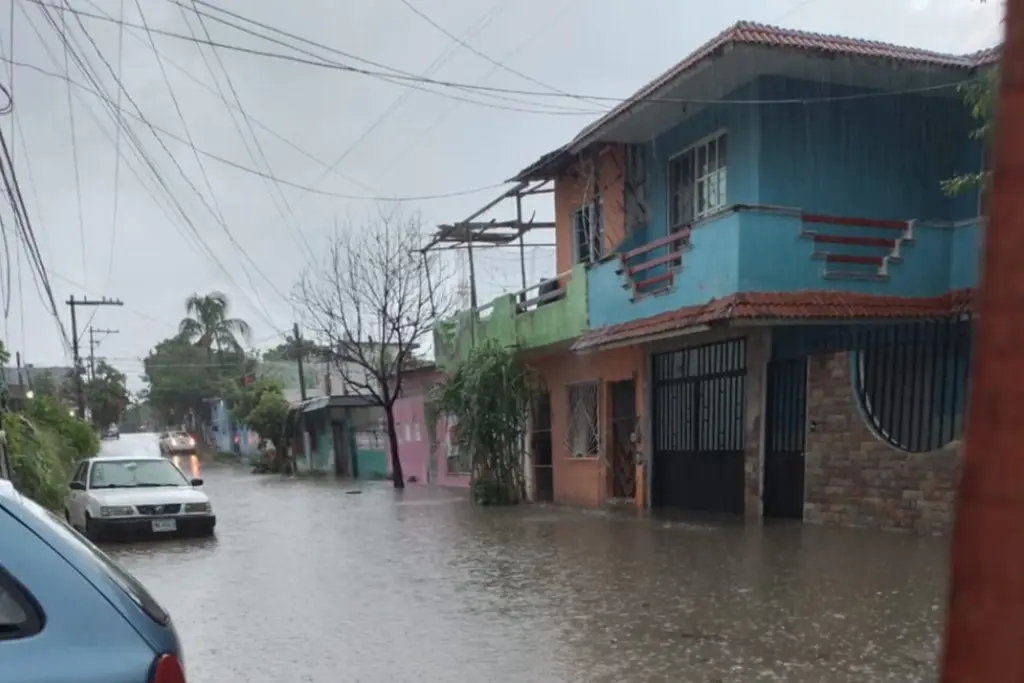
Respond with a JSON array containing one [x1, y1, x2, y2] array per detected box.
[[762, 358, 808, 520], [609, 379, 637, 500], [651, 338, 746, 514]]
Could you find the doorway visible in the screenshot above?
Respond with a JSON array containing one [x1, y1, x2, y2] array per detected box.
[[531, 391, 554, 502], [609, 379, 637, 500], [332, 422, 350, 476], [762, 358, 807, 520]]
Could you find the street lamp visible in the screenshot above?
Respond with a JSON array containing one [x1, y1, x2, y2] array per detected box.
[[24, 390, 33, 400], [68, 409, 75, 417]]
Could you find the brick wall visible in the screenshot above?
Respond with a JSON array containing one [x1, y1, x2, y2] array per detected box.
[[804, 352, 962, 534]]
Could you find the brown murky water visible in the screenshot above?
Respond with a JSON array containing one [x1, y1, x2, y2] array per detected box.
[[103, 436, 950, 683]]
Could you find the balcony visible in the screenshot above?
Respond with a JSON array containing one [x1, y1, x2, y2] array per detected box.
[[588, 205, 981, 329], [434, 264, 588, 369]]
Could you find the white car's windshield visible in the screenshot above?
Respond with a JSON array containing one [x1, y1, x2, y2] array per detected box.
[[89, 459, 189, 489]]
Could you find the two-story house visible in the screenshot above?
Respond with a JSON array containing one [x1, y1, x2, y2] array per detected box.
[[435, 21, 996, 533]]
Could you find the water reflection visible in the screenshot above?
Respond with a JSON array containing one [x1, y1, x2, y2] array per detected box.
[[104, 464, 948, 683], [171, 454, 201, 479]]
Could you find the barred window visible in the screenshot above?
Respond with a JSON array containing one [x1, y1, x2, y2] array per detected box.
[[853, 321, 970, 453], [567, 381, 600, 457]]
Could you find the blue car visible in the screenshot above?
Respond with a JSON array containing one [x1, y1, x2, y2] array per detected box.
[[0, 480, 187, 682]]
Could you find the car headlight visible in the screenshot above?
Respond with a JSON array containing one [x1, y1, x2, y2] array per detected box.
[[100, 506, 135, 517], [184, 502, 211, 513]]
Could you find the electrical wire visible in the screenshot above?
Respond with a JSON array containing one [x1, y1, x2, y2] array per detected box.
[[395, 0, 603, 107], [1, 57, 515, 202], [33, 4, 285, 332], [59, 8, 88, 303], [27, 0, 971, 107], [275, 0, 507, 218], [178, 1, 317, 264], [29, 1, 605, 114], [171, 0, 597, 114], [131, 0, 282, 327]]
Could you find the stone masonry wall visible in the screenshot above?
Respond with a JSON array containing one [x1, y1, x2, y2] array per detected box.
[[804, 352, 962, 534]]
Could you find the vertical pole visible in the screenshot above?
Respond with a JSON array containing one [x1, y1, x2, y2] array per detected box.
[[465, 222, 478, 348], [15, 352, 23, 403], [516, 191, 528, 299], [67, 296, 84, 419], [940, 13, 1024, 682], [293, 322, 308, 401], [88, 327, 96, 381]]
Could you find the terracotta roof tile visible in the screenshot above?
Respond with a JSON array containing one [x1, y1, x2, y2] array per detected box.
[[568, 21, 997, 155], [572, 289, 975, 352]]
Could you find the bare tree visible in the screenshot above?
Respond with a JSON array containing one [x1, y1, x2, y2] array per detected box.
[[297, 211, 453, 489]]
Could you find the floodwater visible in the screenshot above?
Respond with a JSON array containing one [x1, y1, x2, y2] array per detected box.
[[102, 435, 951, 683]]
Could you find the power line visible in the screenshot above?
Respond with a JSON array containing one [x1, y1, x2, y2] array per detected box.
[[28, 1, 604, 113], [26, 0, 971, 107], [2, 57, 515, 201], [179, 0, 317, 264], [395, 0, 602, 107], [31, 4, 284, 330], [59, 9, 88, 299]]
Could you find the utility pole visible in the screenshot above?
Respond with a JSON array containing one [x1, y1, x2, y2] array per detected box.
[[88, 327, 119, 381], [293, 322, 307, 401], [66, 296, 124, 419]]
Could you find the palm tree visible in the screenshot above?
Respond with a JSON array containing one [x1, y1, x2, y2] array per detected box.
[[178, 291, 252, 359]]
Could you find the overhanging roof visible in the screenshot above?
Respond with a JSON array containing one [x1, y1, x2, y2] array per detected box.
[[512, 21, 1001, 182], [572, 289, 975, 352]]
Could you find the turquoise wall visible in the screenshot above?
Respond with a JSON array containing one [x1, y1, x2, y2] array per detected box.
[[588, 76, 982, 329]]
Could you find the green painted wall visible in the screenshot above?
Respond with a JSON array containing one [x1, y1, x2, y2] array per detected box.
[[434, 263, 588, 369], [355, 449, 389, 479]]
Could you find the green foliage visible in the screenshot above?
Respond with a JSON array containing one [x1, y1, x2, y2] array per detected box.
[[5, 397, 101, 510], [262, 335, 330, 362], [943, 68, 997, 199], [143, 336, 253, 426], [179, 291, 253, 355], [243, 390, 289, 447], [437, 340, 531, 505], [232, 379, 288, 445], [0, 339, 9, 366], [86, 360, 130, 427]]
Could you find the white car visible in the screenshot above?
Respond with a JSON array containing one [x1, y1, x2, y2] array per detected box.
[[158, 431, 196, 455], [64, 454, 216, 541]]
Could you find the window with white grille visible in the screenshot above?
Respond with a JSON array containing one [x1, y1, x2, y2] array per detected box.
[[668, 131, 728, 229], [572, 201, 603, 264], [566, 381, 600, 457]]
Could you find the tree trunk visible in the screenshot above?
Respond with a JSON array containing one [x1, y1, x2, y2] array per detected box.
[[385, 404, 405, 489]]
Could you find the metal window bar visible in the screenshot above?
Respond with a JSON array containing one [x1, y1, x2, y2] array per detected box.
[[853, 318, 971, 453], [566, 381, 600, 457]]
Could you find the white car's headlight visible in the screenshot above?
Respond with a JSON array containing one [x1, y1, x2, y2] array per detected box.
[[100, 506, 135, 517], [184, 502, 211, 513]]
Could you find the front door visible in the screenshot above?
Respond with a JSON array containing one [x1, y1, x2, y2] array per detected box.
[[609, 379, 637, 500], [651, 338, 747, 514], [531, 392, 554, 503], [762, 358, 808, 520]]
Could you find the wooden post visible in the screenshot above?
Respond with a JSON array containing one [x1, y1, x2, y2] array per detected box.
[[940, 12, 1024, 681]]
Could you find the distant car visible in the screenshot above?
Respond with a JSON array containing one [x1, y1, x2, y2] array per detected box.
[[0, 481, 188, 682], [102, 424, 120, 440], [158, 431, 195, 456], [64, 454, 215, 542]]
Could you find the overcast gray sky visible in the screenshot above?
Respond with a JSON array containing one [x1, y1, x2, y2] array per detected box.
[[0, 0, 1002, 389]]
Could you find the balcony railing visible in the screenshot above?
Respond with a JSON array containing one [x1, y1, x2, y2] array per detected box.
[[433, 265, 586, 367]]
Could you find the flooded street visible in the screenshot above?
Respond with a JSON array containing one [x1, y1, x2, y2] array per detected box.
[[102, 436, 950, 683]]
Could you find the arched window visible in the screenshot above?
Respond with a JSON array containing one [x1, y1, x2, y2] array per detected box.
[[852, 321, 970, 453]]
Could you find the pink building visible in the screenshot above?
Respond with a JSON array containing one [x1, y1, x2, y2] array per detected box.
[[390, 366, 470, 488]]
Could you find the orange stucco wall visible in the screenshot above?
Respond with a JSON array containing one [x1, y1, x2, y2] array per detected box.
[[533, 343, 645, 508], [553, 145, 627, 274]]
